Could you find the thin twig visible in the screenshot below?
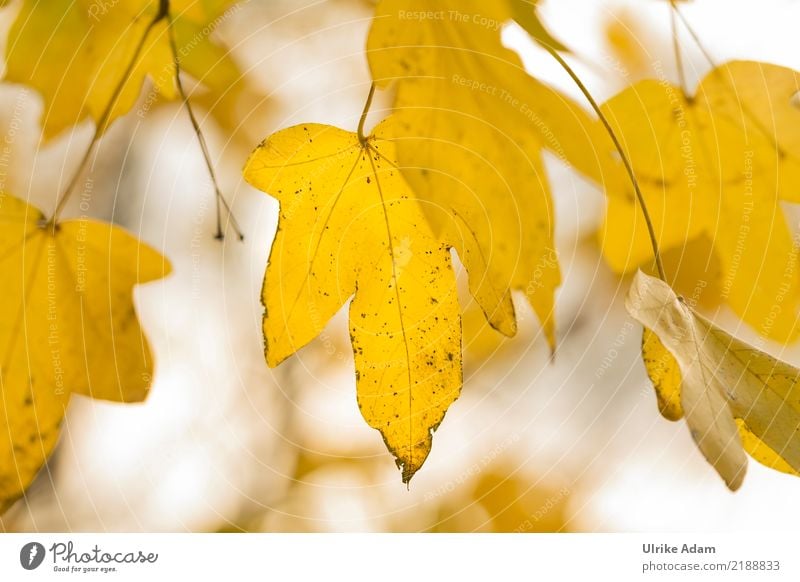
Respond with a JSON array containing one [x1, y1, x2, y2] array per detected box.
[[671, 3, 718, 70], [544, 45, 667, 281], [166, 10, 244, 241], [47, 8, 169, 228], [669, 1, 689, 96]]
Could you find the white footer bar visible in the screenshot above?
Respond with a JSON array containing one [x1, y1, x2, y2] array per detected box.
[[0, 533, 796, 581]]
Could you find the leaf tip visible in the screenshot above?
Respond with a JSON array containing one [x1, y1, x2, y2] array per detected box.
[[401, 467, 415, 486], [724, 463, 747, 492]]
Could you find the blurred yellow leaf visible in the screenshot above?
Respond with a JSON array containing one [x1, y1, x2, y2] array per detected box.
[[654, 234, 723, 310], [471, 470, 571, 533], [191, 71, 268, 148], [5, 0, 241, 138], [628, 270, 800, 490], [601, 61, 800, 342], [509, 0, 568, 52], [433, 467, 572, 532], [173, 4, 269, 144], [367, 0, 614, 351], [243, 119, 462, 483], [0, 193, 170, 512], [603, 7, 654, 79]]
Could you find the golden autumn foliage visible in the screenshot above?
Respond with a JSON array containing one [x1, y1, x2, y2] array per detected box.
[[600, 62, 800, 342], [245, 0, 800, 488], [432, 469, 572, 533], [244, 120, 462, 482], [0, 194, 169, 511], [367, 0, 615, 350], [5, 0, 243, 137], [2, 0, 800, 518], [0, 0, 228, 511], [241, 0, 619, 481]]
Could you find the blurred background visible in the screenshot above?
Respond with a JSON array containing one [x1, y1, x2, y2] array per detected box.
[[2, 0, 800, 532]]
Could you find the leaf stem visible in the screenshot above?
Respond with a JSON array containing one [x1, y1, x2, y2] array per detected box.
[[47, 7, 169, 229], [669, 1, 689, 96], [357, 83, 376, 145], [156, 0, 169, 20], [671, 3, 785, 159], [671, 3, 717, 70], [166, 11, 244, 241], [543, 45, 667, 281]]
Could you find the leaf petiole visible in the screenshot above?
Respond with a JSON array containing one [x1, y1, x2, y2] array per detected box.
[[357, 83, 377, 145], [668, 4, 787, 169], [670, 2, 717, 71], [166, 8, 244, 241], [47, 4, 170, 230], [669, 1, 689, 97], [543, 45, 667, 281]]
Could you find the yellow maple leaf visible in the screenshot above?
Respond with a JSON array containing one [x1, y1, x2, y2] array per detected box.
[[432, 467, 572, 533], [366, 0, 614, 350], [600, 61, 800, 342], [243, 118, 462, 483], [5, 0, 241, 138], [0, 193, 170, 512], [627, 270, 800, 490], [602, 6, 656, 80]]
